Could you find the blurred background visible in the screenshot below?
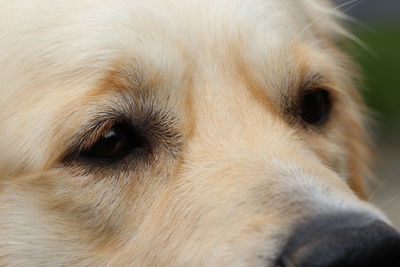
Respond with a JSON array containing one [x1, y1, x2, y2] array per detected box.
[[333, 0, 400, 227]]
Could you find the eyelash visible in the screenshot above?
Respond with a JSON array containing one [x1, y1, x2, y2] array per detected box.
[[62, 110, 183, 168]]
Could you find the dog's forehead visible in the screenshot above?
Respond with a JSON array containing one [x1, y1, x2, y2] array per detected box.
[[86, 0, 329, 96], [100, 0, 337, 105], [93, 0, 317, 66], [118, 0, 312, 43], [0, 0, 339, 103]]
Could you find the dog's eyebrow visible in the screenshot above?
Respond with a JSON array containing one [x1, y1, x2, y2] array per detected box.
[[302, 72, 329, 89]]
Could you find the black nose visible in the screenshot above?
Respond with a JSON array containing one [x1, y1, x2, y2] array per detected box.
[[277, 213, 400, 267]]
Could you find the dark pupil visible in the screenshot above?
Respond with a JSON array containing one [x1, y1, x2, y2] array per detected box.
[[82, 124, 148, 161], [300, 89, 331, 125]]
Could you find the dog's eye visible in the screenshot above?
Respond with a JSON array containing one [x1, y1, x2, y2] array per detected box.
[[80, 123, 149, 162], [300, 89, 331, 125]]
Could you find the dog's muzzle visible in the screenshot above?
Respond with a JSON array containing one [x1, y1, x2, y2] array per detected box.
[[277, 213, 400, 267]]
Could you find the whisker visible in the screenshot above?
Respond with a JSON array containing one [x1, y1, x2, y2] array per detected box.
[[341, 0, 366, 14], [368, 173, 397, 202], [380, 194, 400, 211], [289, 0, 364, 45]]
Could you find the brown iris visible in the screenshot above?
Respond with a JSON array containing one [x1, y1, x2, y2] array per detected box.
[[80, 123, 149, 162]]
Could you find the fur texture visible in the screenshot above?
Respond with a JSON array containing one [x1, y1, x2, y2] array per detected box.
[[0, 0, 389, 266]]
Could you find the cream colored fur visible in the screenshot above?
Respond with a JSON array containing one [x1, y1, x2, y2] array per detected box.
[[0, 0, 389, 266]]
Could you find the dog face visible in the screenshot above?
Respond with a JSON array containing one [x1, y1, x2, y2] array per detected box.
[[1, 0, 399, 266]]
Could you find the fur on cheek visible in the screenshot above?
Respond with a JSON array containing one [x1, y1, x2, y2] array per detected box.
[[0, 171, 131, 265]]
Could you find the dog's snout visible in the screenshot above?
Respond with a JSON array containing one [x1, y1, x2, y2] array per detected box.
[[277, 213, 400, 267]]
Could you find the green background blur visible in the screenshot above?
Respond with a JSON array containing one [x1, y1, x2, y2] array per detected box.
[[352, 26, 400, 126], [335, 0, 400, 226]]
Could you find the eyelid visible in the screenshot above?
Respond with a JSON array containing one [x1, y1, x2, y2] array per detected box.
[[61, 118, 119, 162], [80, 120, 117, 149]]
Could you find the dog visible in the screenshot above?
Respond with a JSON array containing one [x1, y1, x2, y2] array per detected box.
[[1, 0, 399, 266]]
